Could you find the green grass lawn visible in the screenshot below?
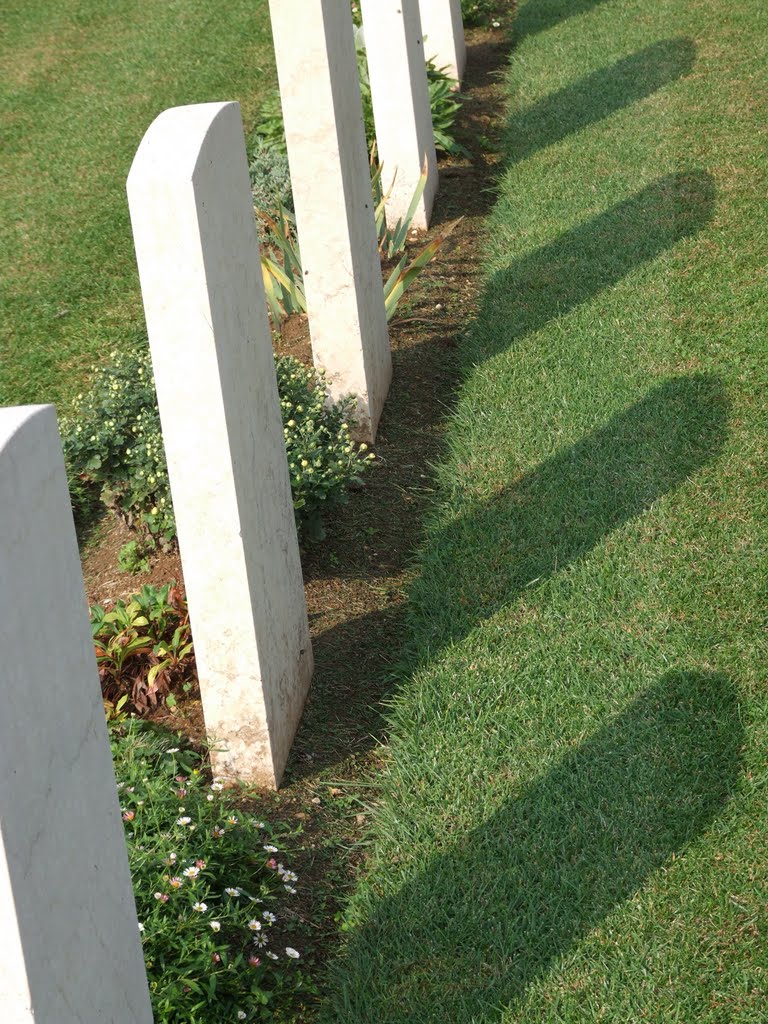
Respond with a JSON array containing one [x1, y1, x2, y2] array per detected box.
[[324, 0, 768, 1020], [0, 0, 275, 410]]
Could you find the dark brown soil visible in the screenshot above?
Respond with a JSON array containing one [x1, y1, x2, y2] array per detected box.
[[82, 517, 183, 606], [80, 16, 513, 1008]]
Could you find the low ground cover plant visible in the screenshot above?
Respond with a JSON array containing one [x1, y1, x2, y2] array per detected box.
[[249, 137, 293, 227], [61, 347, 372, 548], [62, 344, 174, 544], [93, 583, 194, 715], [112, 720, 311, 1021], [277, 357, 374, 539]]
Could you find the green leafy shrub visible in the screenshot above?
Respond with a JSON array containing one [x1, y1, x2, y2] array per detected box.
[[118, 538, 154, 574], [91, 583, 195, 713], [61, 345, 175, 546], [250, 93, 287, 156], [112, 722, 312, 1021], [277, 357, 374, 539], [249, 136, 293, 217], [61, 346, 371, 547], [426, 65, 468, 157], [371, 148, 430, 258], [258, 205, 306, 322], [460, 0, 505, 25]]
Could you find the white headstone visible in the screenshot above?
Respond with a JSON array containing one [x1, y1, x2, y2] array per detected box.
[[419, 0, 467, 84], [362, 0, 438, 231], [127, 101, 313, 790], [268, 0, 392, 443], [0, 404, 153, 1023]]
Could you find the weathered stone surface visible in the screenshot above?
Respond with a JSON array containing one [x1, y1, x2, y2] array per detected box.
[[127, 101, 312, 789], [419, 0, 466, 84], [0, 404, 152, 1023], [269, 0, 391, 442], [362, 0, 438, 230]]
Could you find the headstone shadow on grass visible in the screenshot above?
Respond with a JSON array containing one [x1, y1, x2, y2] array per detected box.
[[514, 0, 615, 41], [407, 372, 728, 654], [329, 668, 743, 1022], [291, 372, 727, 778], [471, 171, 715, 364], [504, 38, 697, 165], [288, 172, 719, 779]]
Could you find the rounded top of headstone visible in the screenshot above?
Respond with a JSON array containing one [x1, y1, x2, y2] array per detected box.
[[0, 404, 56, 454], [127, 102, 243, 191]]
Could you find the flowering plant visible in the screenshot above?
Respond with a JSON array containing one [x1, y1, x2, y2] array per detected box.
[[61, 343, 174, 545], [61, 344, 373, 546], [277, 357, 374, 539], [112, 721, 311, 1021]]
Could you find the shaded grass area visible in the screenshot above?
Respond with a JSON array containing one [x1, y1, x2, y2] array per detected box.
[[506, 38, 696, 165], [0, 0, 275, 409], [336, 670, 743, 1019], [409, 375, 728, 652], [324, 0, 768, 1020]]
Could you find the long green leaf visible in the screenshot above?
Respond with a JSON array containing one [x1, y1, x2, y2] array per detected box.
[[261, 261, 286, 321], [262, 255, 306, 314], [384, 217, 462, 320], [383, 253, 408, 303]]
